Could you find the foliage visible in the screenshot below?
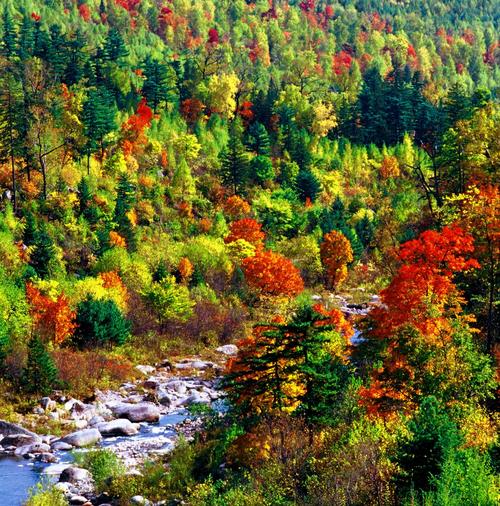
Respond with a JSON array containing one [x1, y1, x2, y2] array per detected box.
[[22, 335, 59, 395]]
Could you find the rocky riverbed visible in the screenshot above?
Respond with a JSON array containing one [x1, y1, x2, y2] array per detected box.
[[0, 346, 238, 506]]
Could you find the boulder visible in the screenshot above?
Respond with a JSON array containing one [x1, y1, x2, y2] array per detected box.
[[61, 428, 102, 448], [97, 419, 139, 437], [167, 381, 187, 395], [42, 463, 72, 476], [0, 420, 39, 439], [135, 365, 155, 376], [14, 442, 50, 456], [181, 392, 210, 406], [216, 344, 238, 356], [143, 378, 161, 390], [51, 441, 73, 451], [40, 397, 57, 412], [59, 466, 91, 484], [69, 495, 89, 505], [36, 452, 58, 463], [112, 402, 160, 423], [0, 434, 39, 448]]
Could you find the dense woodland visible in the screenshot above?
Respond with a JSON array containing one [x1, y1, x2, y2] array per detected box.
[[0, 0, 499, 504]]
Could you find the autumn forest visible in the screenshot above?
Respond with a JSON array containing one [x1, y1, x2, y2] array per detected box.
[[0, 0, 498, 505]]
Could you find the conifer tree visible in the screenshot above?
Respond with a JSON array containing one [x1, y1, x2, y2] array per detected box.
[[17, 15, 34, 60], [296, 168, 321, 202], [30, 224, 57, 279], [22, 335, 59, 395], [103, 28, 129, 63], [23, 211, 37, 247], [142, 57, 173, 113], [355, 214, 375, 249], [0, 320, 9, 370], [248, 122, 271, 156], [113, 174, 136, 250], [219, 123, 249, 195], [1, 9, 18, 58]]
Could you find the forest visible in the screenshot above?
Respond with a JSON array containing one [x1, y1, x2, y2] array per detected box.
[[0, 0, 498, 505]]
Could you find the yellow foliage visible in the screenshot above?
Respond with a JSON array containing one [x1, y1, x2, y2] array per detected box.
[[202, 73, 240, 119], [311, 101, 338, 137], [70, 276, 128, 312]]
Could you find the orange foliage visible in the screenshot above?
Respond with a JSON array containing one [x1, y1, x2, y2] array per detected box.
[[242, 250, 304, 297], [380, 155, 400, 179], [121, 98, 153, 155], [320, 230, 353, 289], [223, 195, 251, 219], [181, 98, 205, 124], [99, 271, 128, 302], [225, 218, 265, 246], [26, 283, 76, 345], [178, 257, 194, 283], [78, 3, 91, 22], [109, 231, 127, 248]]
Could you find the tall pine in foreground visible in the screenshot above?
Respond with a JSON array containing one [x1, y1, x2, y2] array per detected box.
[[22, 336, 59, 395], [220, 121, 249, 195]]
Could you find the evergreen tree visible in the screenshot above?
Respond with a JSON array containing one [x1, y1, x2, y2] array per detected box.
[[113, 173, 136, 250], [296, 168, 321, 203], [23, 211, 37, 247], [142, 57, 173, 113], [103, 28, 129, 63], [17, 15, 34, 60], [73, 296, 131, 349], [30, 224, 57, 279], [219, 124, 249, 195], [47, 24, 68, 80], [1, 9, 18, 58], [248, 122, 271, 156], [82, 87, 117, 167], [251, 155, 274, 185], [22, 335, 59, 395], [0, 319, 9, 370], [355, 214, 375, 249]]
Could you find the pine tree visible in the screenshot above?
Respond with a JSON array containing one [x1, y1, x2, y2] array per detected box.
[[0, 71, 23, 213], [172, 158, 196, 201], [22, 335, 59, 395], [355, 214, 375, 248], [47, 24, 68, 81], [17, 15, 34, 60], [113, 174, 136, 250], [0, 319, 9, 370], [103, 28, 129, 63], [142, 57, 173, 113], [248, 122, 271, 156], [82, 87, 117, 167], [219, 124, 249, 195], [296, 168, 321, 202], [1, 9, 18, 58], [30, 224, 57, 279], [23, 211, 37, 247]]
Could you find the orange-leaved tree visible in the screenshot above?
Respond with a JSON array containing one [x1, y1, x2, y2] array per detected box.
[[225, 218, 265, 247], [242, 249, 304, 297], [26, 283, 76, 345], [357, 225, 495, 416], [320, 230, 353, 290]]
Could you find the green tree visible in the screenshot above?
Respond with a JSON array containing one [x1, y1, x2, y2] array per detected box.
[[1, 9, 18, 58], [0, 319, 9, 370], [23, 211, 37, 247], [248, 122, 271, 156], [103, 28, 129, 63], [22, 335, 59, 395], [219, 125, 249, 195], [296, 168, 321, 202], [251, 155, 274, 185], [142, 57, 174, 113], [113, 173, 136, 250], [73, 296, 131, 349], [146, 276, 194, 325], [30, 224, 57, 279]]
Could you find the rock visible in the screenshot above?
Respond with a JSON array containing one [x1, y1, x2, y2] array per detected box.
[[0, 434, 39, 447], [167, 381, 187, 395], [51, 441, 73, 451], [36, 452, 58, 463], [181, 392, 210, 406], [73, 419, 88, 429], [61, 428, 102, 448], [42, 463, 72, 476], [33, 407, 45, 415], [216, 344, 238, 356], [143, 378, 160, 390], [48, 411, 60, 421], [112, 402, 160, 423], [14, 442, 50, 456], [59, 466, 92, 484], [158, 393, 173, 407], [130, 496, 150, 505], [69, 495, 89, 505], [40, 397, 57, 412], [88, 415, 105, 426], [97, 419, 139, 437], [54, 482, 74, 494], [135, 365, 155, 376]]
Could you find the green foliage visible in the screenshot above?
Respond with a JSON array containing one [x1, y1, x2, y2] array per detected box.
[[250, 155, 274, 185], [22, 336, 59, 395], [145, 276, 194, 324], [24, 482, 67, 506], [75, 449, 125, 492], [73, 296, 131, 349]]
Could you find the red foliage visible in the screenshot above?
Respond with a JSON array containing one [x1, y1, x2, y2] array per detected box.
[[238, 101, 254, 123], [26, 283, 76, 346], [223, 195, 251, 219], [207, 28, 219, 44], [31, 12, 41, 22], [299, 0, 315, 12], [462, 29, 475, 45], [115, 0, 141, 13], [333, 50, 353, 75], [407, 44, 417, 58], [324, 5, 334, 18], [181, 98, 205, 124], [370, 12, 386, 31], [121, 98, 153, 154], [78, 3, 91, 22], [242, 250, 304, 297], [225, 218, 265, 246]]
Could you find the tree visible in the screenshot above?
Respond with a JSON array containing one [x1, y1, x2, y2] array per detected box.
[[29, 224, 57, 279], [251, 155, 274, 185], [242, 250, 304, 297], [320, 230, 353, 290], [248, 122, 271, 156], [73, 296, 131, 349], [219, 125, 249, 195], [142, 57, 174, 113], [0, 320, 9, 370], [26, 283, 76, 346], [225, 218, 265, 247], [103, 28, 129, 63], [113, 174, 136, 250], [1, 9, 18, 58], [22, 335, 59, 395], [296, 168, 321, 203], [82, 87, 117, 167]]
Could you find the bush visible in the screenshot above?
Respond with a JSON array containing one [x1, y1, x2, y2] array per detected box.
[[75, 449, 125, 492], [22, 336, 60, 395], [73, 296, 131, 348], [24, 482, 67, 506]]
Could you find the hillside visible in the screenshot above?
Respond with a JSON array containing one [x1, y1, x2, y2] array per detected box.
[[0, 0, 499, 505]]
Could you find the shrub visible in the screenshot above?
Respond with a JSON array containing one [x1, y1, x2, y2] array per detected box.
[[75, 449, 125, 492], [22, 336, 60, 395], [24, 482, 67, 506], [73, 296, 131, 348]]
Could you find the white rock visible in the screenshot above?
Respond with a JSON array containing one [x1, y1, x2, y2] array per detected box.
[[61, 428, 102, 448], [216, 344, 238, 356], [135, 365, 156, 376], [97, 419, 139, 437]]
